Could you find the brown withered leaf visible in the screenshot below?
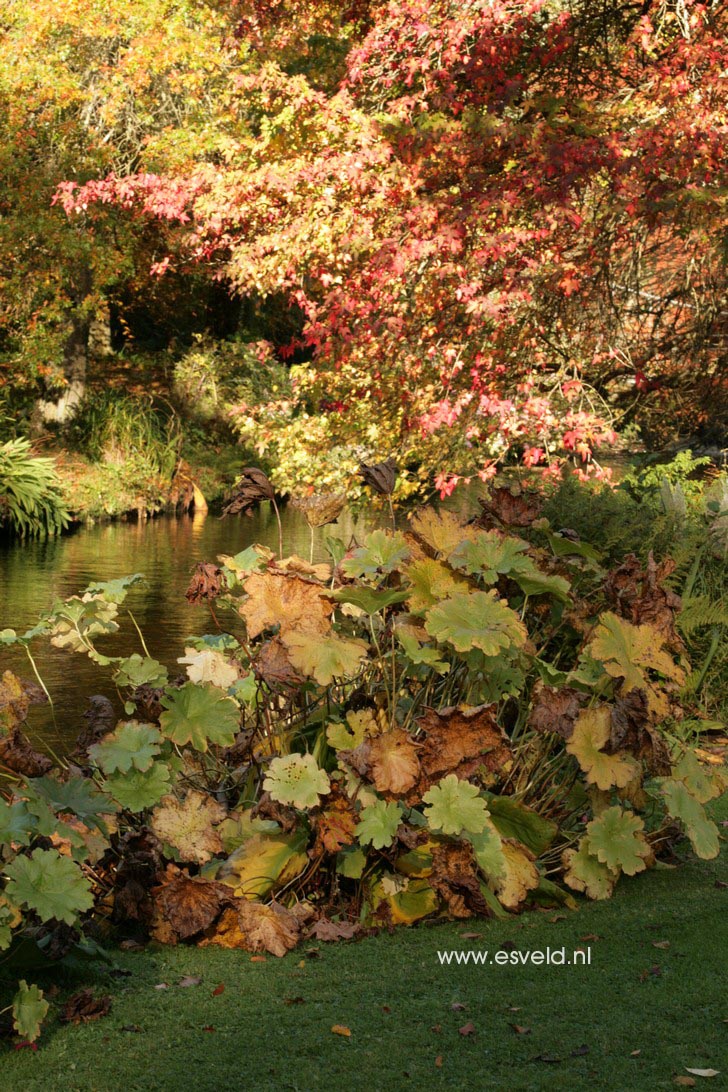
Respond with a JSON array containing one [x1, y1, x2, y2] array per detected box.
[[60, 990, 112, 1025], [222, 468, 275, 516], [610, 690, 671, 775], [359, 457, 397, 496], [151, 790, 226, 865], [604, 552, 683, 648], [610, 689, 650, 751], [151, 868, 231, 942], [347, 729, 420, 795], [309, 918, 360, 942], [530, 685, 586, 740], [253, 637, 303, 688], [416, 705, 512, 790], [251, 792, 299, 833], [240, 572, 333, 640], [430, 842, 490, 919], [271, 555, 332, 583], [130, 683, 167, 723], [202, 900, 301, 957], [0, 728, 53, 777], [290, 493, 346, 529], [314, 789, 358, 854], [74, 694, 116, 759], [112, 829, 164, 926], [477, 487, 542, 528], [643, 727, 672, 777], [186, 562, 223, 605]]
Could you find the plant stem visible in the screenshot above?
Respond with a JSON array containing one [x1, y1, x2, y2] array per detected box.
[[128, 610, 152, 658], [271, 497, 284, 559], [387, 493, 396, 533], [24, 644, 58, 734]]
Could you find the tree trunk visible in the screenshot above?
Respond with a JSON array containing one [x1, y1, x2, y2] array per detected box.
[[34, 318, 90, 425]]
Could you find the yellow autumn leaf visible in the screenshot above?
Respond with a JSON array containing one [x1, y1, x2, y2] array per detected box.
[[410, 508, 476, 556], [562, 839, 619, 900], [587, 612, 685, 691], [151, 790, 226, 865], [283, 631, 369, 685], [493, 840, 540, 910], [240, 572, 333, 640], [566, 707, 642, 790], [403, 558, 468, 613]]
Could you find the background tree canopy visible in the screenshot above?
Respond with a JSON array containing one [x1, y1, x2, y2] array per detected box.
[[1, 0, 726, 498]]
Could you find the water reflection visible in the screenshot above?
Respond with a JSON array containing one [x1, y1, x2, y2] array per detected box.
[[0, 503, 372, 750]]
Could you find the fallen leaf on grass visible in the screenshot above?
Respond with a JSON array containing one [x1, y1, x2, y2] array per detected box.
[[284, 997, 305, 1006], [435, 1056, 443, 1068], [580, 934, 600, 942], [431, 1024, 442, 1033], [652, 940, 670, 949], [309, 918, 359, 942], [630, 1050, 641, 1057], [534, 1054, 561, 1064], [60, 990, 112, 1025], [458, 1022, 476, 1037], [202, 1025, 215, 1033], [332, 1024, 351, 1037], [685, 1070, 720, 1078], [154, 984, 169, 991], [121, 1025, 143, 1033], [451, 1002, 467, 1012], [511, 1025, 531, 1035], [250, 955, 267, 963], [211, 983, 225, 996], [675, 1080, 696, 1088], [178, 975, 202, 988], [460, 932, 482, 940]]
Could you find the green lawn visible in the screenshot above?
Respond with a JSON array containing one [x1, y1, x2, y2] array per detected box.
[[2, 803, 727, 1092]]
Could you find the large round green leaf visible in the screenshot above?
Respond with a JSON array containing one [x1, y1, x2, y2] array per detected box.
[[425, 591, 527, 656], [4, 848, 94, 925], [159, 682, 240, 751]]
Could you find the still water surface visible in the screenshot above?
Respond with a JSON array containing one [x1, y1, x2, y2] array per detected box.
[[0, 503, 380, 750]]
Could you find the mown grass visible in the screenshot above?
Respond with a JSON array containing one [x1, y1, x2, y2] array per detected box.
[[2, 796, 726, 1092]]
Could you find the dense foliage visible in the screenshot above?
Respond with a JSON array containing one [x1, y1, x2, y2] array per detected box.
[[54, 0, 728, 496], [2, 474, 726, 1042], [0, 440, 69, 539]]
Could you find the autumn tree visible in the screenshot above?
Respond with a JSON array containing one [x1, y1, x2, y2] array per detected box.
[[0, 0, 244, 422], [58, 0, 728, 493]]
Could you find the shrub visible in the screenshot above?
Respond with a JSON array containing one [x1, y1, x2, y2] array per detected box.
[[0, 438, 69, 538], [1, 490, 725, 1041]]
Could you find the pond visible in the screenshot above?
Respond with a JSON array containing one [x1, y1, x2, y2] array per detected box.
[[0, 502, 382, 752]]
